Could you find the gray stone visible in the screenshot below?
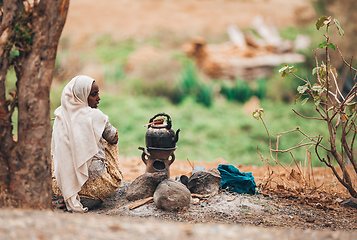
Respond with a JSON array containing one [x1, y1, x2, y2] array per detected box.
[[126, 172, 168, 201], [187, 168, 221, 194], [153, 179, 191, 211], [340, 197, 357, 209], [80, 197, 103, 210]]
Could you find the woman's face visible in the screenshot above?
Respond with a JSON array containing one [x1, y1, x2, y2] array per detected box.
[[87, 81, 100, 108]]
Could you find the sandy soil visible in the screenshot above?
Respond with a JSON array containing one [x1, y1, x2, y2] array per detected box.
[[1, 208, 355, 240], [62, 0, 316, 43]]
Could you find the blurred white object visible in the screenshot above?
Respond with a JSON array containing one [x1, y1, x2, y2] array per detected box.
[[192, 165, 205, 174]]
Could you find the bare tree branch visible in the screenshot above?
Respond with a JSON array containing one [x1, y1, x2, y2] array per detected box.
[[337, 46, 357, 72], [292, 109, 325, 121]]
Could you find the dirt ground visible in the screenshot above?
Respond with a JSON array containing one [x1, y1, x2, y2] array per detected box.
[[62, 0, 316, 42], [101, 156, 357, 231], [2, 157, 357, 239], [2, 156, 357, 239], [2, 0, 357, 239]]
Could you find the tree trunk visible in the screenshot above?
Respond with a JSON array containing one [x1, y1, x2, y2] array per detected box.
[[0, 0, 69, 208]]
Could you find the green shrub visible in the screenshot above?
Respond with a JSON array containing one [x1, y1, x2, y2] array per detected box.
[[254, 78, 267, 99], [219, 79, 255, 103], [196, 84, 213, 107], [174, 61, 213, 107], [178, 61, 199, 92], [233, 79, 252, 102]]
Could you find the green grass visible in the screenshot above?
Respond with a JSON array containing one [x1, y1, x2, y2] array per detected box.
[[46, 22, 344, 167], [52, 91, 329, 167], [48, 26, 333, 167]]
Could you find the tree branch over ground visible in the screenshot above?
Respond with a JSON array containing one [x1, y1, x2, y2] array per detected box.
[[255, 16, 357, 198]]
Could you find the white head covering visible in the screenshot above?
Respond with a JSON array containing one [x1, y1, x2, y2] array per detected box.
[[52, 75, 108, 212]]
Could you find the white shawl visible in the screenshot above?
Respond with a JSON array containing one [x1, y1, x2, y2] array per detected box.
[[52, 75, 108, 212]]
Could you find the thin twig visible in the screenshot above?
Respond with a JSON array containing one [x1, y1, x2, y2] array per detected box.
[[292, 109, 324, 120], [289, 151, 307, 184], [186, 158, 194, 170], [330, 69, 344, 101], [271, 142, 321, 153], [276, 125, 330, 151], [337, 46, 357, 72]]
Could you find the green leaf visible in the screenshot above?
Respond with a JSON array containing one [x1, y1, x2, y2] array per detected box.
[[301, 98, 309, 105], [311, 85, 325, 94], [334, 19, 344, 36], [315, 99, 321, 106], [281, 71, 288, 79], [278, 65, 289, 73], [318, 41, 327, 49], [328, 43, 336, 50], [279, 65, 296, 78], [252, 108, 264, 120], [297, 85, 308, 94], [294, 93, 302, 104], [252, 112, 259, 120], [316, 16, 328, 30], [279, 65, 289, 78], [346, 102, 357, 113], [311, 85, 322, 91], [10, 48, 19, 58], [312, 67, 319, 75]]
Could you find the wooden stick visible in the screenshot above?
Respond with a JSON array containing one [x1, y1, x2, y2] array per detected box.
[[191, 193, 210, 199], [227, 196, 237, 202], [187, 158, 194, 170], [129, 197, 154, 210]]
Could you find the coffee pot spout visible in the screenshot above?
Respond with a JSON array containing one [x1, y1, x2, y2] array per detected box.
[[174, 129, 181, 143]]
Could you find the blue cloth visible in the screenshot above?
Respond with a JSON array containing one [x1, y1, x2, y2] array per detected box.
[[217, 164, 257, 195]]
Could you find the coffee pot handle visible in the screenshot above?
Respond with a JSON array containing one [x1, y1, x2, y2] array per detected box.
[[138, 147, 150, 165], [148, 112, 172, 129], [168, 153, 175, 165]]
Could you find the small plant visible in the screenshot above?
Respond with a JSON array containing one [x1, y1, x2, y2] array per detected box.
[[232, 79, 252, 103], [256, 16, 357, 198], [254, 78, 267, 99], [175, 61, 213, 107], [220, 78, 266, 103], [220, 79, 251, 103]]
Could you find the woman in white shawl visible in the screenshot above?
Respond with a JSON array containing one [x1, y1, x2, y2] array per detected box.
[[52, 75, 123, 212]]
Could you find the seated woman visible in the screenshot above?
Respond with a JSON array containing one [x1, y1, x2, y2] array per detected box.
[[51, 75, 123, 212]]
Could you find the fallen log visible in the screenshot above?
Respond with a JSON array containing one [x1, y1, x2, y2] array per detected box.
[[184, 16, 309, 80]]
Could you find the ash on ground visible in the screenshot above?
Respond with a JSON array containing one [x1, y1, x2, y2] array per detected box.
[[90, 182, 357, 231]]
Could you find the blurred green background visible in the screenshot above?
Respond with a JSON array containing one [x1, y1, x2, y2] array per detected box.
[[49, 25, 330, 167], [7, 0, 357, 167]]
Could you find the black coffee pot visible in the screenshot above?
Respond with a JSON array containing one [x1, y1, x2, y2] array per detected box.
[[145, 113, 180, 149], [138, 113, 181, 177]]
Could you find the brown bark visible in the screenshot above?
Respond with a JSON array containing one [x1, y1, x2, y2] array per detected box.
[[0, 0, 19, 195], [0, 0, 69, 208]]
